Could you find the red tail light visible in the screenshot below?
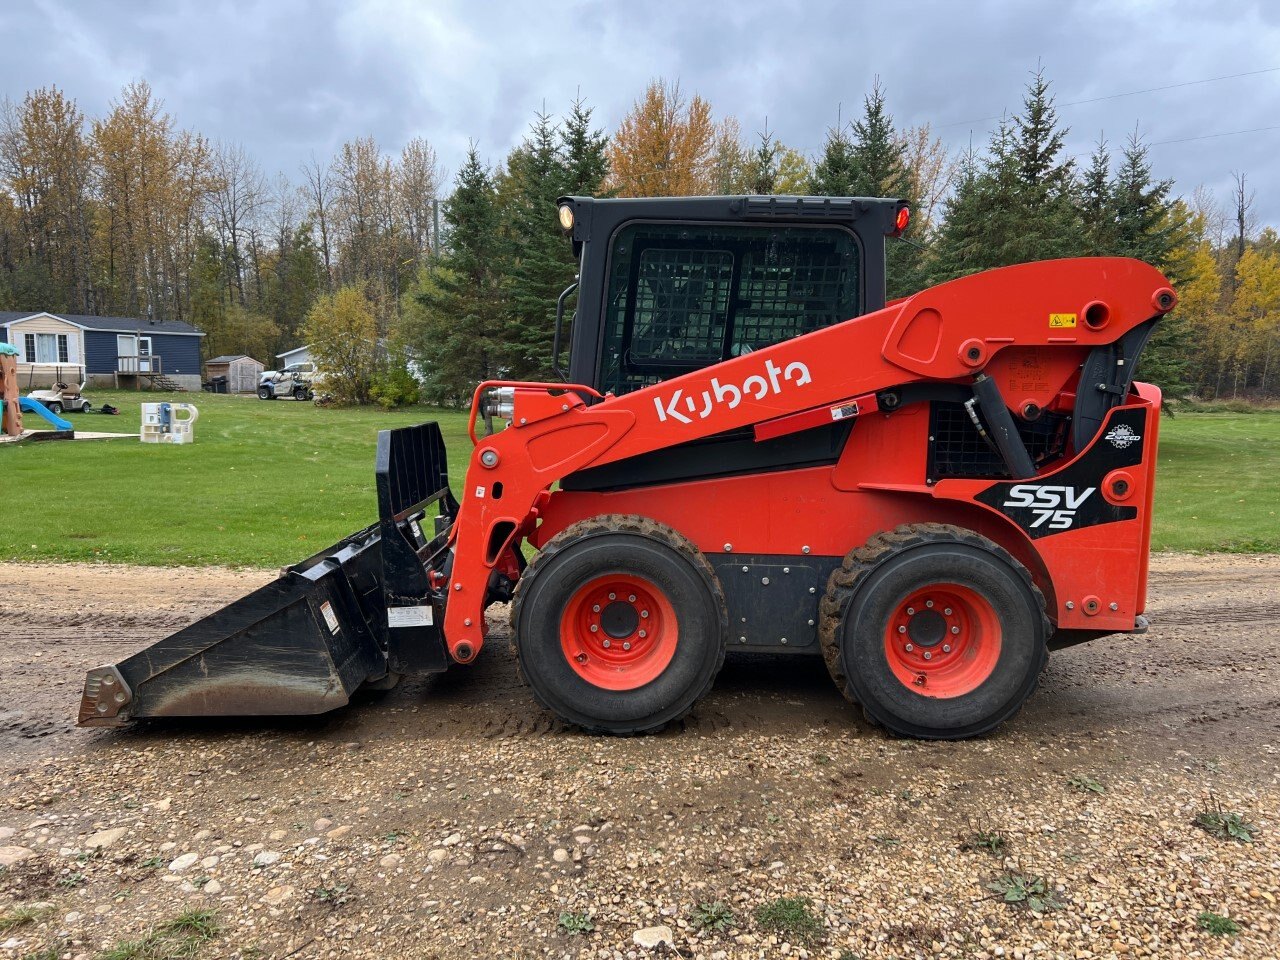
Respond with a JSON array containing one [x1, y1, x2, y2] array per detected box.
[[895, 206, 911, 233]]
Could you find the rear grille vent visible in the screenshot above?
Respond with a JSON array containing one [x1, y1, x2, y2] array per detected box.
[[928, 401, 1068, 480]]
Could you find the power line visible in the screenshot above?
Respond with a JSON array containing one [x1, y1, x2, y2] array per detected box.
[[1148, 124, 1280, 146], [939, 66, 1280, 129]]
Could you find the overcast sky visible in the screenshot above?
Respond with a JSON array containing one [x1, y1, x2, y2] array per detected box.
[[3, 0, 1279, 226]]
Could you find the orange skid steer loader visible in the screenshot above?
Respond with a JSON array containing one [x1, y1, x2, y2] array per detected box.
[[80, 195, 1176, 739]]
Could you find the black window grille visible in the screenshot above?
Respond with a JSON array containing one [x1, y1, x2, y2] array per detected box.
[[600, 223, 860, 395]]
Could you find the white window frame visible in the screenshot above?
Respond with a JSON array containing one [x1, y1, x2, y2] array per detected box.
[[24, 333, 36, 363]]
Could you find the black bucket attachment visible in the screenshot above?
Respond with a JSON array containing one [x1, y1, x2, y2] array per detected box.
[[79, 422, 458, 727]]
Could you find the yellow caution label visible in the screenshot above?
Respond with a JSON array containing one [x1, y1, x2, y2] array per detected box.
[[1049, 313, 1078, 328]]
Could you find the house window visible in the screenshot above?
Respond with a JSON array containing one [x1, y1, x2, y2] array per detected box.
[[30, 333, 67, 364], [24, 334, 35, 363]]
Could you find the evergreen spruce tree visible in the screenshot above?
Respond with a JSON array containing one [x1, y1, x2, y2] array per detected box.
[[406, 145, 508, 404], [1079, 138, 1115, 255], [498, 100, 610, 380], [845, 81, 918, 296], [926, 142, 987, 282], [502, 110, 574, 379], [560, 96, 610, 197], [808, 114, 857, 196], [1109, 132, 1190, 393], [743, 125, 781, 194], [1005, 68, 1082, 263]]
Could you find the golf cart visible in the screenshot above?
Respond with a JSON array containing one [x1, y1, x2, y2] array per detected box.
[[258, 361, 320, 401], [28, 366, 92, 414]]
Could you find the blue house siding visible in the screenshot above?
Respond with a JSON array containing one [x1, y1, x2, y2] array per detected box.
[[83, 330, 203, 376], [153, 333, 202, 376], [83, 330, 117, 374]]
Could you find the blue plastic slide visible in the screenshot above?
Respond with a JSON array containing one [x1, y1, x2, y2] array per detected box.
[[19, 396, 74, 431]]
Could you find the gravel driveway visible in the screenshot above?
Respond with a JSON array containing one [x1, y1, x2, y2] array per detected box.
[[1, 556, 1277, 959]]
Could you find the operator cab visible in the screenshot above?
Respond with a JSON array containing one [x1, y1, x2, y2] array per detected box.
[[554, 195, 908, 396]]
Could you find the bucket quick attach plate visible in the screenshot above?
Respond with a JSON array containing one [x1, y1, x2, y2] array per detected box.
[[78, 421, 457, 726]]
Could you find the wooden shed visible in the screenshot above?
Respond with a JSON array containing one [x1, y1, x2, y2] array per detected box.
[[205, 355, 264, 393]]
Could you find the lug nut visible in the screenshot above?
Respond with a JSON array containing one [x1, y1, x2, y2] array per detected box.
[[628, 594, 637, 602], [576, 653, 587, 663], [623, 642, 632, 650], [951, 625, 960, 634], [898, 625, 907, 634], [602, 639, 611, 648], [905, 643, 914, 652], [592, 604, 601, 613], [641, 610, 649, 618], [609, 593, 616, 600], [942, 644, 951, 653], [907, 607, 915, 615], [590, 624, 599, 633], [923, 651, 933, 660], [926, 600, 934, 608], [638, 630, 647, 639], [944, 607, 952, 615]]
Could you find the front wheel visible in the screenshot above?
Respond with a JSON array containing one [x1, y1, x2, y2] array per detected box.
[[47, 401, 63, 414], [257, 386, 273, 400], [513, 516, 727, 734], [821, 524, 1048, 740], [293, 387, 309, 401]]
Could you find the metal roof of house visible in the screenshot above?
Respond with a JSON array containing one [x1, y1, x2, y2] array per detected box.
[[0, 311, 204, 336], [206, 355, 259, 363]]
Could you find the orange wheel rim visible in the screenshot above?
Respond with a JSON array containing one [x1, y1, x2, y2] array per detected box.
[[882, 583, 1001, 698], [560, 574, 678, 690]]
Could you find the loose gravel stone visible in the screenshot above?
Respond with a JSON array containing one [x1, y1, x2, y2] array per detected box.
[[85, 827, 126, 849], [167, 852, 198, 872], [633, 926, 674, 949]]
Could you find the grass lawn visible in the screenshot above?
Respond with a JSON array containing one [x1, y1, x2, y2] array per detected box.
[[1, 390, 473, 566], [1, 391, 1277, 566]]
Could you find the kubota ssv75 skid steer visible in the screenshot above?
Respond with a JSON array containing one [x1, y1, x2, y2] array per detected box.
[[80, 195, 1176, 739]]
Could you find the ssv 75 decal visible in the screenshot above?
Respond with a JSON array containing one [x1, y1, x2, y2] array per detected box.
[[1001, 484, 1096, 530], [974, 407, 1147, 539]]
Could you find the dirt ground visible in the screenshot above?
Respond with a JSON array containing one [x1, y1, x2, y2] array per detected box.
[[1, 556, 1278, 959]]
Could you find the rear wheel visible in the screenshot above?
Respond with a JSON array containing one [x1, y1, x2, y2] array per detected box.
[[820, 524, 1048, 740], [80, 402, 91, 413], [513, 515, 727, 734], [293, 386, 308, 401]]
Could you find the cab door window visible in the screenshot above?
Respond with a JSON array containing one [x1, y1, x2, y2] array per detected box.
[[599, 223, 860, 395]]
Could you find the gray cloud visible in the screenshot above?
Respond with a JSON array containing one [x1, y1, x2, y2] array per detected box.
[[3, 0, 1278, 225]]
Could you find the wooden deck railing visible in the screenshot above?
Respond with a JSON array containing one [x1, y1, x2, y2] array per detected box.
[[117, 355, 163, 375]]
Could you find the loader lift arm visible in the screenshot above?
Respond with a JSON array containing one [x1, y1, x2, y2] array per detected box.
[[442, 257, 1176, 663]]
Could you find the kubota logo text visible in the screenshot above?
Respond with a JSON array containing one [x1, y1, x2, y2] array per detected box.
[[1001, 484, 1096, 530], [654, 358, 813, 425]]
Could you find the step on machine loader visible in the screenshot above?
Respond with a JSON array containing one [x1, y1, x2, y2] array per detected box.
[[80, 195, 1176, 739]]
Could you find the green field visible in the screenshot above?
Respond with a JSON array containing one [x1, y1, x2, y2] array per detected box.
[[1, 391, 1277, 566]]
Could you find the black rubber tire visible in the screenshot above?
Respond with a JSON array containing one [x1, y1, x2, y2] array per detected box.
[[258, 387, 273, 400], [512, 515, 727, 734], [47, 401, 63, 414], [294, 387, 308, 401], [80, 403, 91, 413], [820, 524, 1049, 740]]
